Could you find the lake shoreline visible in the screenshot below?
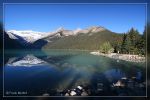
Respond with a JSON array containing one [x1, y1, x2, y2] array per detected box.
[[90, 51, 146, 63]]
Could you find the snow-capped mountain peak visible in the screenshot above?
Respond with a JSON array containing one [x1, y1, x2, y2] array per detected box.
[[88, 26, 105, 33], [7, 30, 47, 43]]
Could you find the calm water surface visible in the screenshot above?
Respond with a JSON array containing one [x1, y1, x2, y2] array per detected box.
[[4, 49, 146, 96]]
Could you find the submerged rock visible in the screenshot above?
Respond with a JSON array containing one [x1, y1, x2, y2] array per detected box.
[[81, 91, 88, 96], [77, 85, 83, 90], [65, 93, 69, 96], [113, 80, 125, 87], [70, 90, 77, 96]]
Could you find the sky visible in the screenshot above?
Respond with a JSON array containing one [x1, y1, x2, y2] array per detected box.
[[4, 4, 146, 34]]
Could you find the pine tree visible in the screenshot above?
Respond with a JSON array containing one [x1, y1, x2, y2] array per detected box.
[[142, 26, 146, 39], [121, 33, 132, 54], [127, 28, 142, 54], [128, 28, 140, 47], [136, 26, 146, 55]]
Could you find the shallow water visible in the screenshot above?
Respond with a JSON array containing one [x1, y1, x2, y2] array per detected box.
[[4, 49, 146, 96]]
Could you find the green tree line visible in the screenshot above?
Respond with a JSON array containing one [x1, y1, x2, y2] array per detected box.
[[113, 27, 146, 55]]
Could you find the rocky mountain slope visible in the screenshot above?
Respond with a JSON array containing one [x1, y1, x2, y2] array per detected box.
[[5, 26, 122, 50]]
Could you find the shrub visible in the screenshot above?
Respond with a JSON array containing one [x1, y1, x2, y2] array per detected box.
[[100, 42, 114, 54]]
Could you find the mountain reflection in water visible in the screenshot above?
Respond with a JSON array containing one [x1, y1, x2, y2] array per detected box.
[[4, 50, 146, 96]]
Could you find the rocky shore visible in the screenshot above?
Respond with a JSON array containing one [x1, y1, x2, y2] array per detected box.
[[41, 77, 146, 96], [90, 51, 146, 63]]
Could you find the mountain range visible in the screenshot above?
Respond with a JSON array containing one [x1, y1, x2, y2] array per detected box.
[[5, 26, 123, 50]]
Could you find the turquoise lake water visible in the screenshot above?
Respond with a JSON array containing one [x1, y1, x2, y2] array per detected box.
[[4, 49, 146, 96]]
